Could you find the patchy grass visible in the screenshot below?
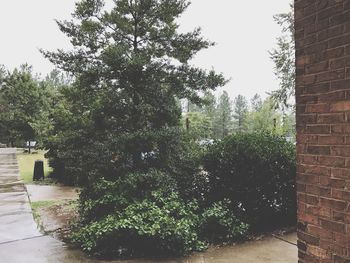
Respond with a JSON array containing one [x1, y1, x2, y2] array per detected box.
[[16, 149, 52, 184], [31, 200, 78, 236], [31, 200, 60, 232]]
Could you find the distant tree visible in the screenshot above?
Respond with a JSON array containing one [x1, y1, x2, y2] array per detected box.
[[246, 98, 282, 134], [183, 111, 213, 140], [0, 65, 50, 146], [186, 91, 216, 115], [269, 3, 295, 110], [233, 94, 248, 133], [281, 111, 296, 141], [185, 91, 216, 140], [201, 91, 216, 118], [0, 65, 5, 82], [250, 93, 263, 111], [44, 69, 72, 88], [213, 91, 233, 139]]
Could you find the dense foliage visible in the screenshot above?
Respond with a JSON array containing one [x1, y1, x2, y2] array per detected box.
[[203, 133, 296, 230], [185, 92, 296, 142], [37, 0, 259, 257], [17, 0, 298, 258], [72, 190, 205, 257], [0, 65, 56, 147], [72, 169, 247, 257], [42, 0, 226, 185], [0, 0, 298, 258], [199, 200, 248, 243]]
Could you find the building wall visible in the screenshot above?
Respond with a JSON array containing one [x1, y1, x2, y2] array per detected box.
[[296, 0, 350, 262]]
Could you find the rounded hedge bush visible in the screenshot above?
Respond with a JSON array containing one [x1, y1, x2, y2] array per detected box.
[[72, 169, 248, 258], [203, 132, 296, 231], [71, 190, 206, 257]]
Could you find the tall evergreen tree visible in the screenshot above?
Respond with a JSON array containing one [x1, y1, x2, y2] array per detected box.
[[201, 91, 216, 119], [233, 94, 248, 133], [213, 91, 232, 139], [250, 93, 263, 111], [42, 0, 226, 184]]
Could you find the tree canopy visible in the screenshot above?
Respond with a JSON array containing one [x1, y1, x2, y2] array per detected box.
[[0, 65, 51, 146], [42, 0, 226, 184]]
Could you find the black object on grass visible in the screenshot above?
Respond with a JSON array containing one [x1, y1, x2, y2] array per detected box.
[[33, 160, 44, 181]]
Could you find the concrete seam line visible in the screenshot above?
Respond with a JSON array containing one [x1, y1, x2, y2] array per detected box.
[[0, 180, 23, 186], [271, 234, 297, 246], [0, 235, 45, 246]]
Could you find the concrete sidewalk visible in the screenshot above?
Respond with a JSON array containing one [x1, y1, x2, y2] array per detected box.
[[0, 148, 41, 243], [0, 148, 297, 263], [0, 148, 95, 263]]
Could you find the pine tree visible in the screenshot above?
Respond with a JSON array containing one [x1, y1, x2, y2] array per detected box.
[[233, 94, 248, 133], [213, 91, 232, 138], [42, 0, 226, 184], [251, 93, 263, 111]]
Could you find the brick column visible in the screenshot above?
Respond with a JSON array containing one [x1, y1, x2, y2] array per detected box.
[[296, 1, 350, 262]]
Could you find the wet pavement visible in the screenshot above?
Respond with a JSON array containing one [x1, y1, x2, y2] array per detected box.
[[0, 148, 298, 262], [0, 148, 92, 262], [26, 185, 78, 202], [0, 148, 41, 244]]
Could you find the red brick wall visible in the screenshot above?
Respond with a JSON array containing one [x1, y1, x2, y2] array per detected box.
[[296, 0, 350, 262]]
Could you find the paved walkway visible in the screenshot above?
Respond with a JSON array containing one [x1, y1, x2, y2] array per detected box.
[[0, 148, 95, 263], [0, 148, 297, 263], [26, 184, 78, 202], [0, 148, 41, 243]]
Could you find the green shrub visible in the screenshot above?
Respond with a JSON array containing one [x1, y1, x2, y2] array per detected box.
[[72, 168, 248, 257], [200, 200, 249, 243], [79, 169, 177, 222], [203, 132, 296, 230], [167, 135, 210, 203], [71, 190, 206, 257]]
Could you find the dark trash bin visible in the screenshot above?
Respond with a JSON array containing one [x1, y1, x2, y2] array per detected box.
[[33, 160, 44, 181]]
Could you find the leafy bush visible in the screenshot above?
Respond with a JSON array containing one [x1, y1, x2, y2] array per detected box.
[[203, 132, 296, 230], [78, 169, 177, 222], [71, 168, 248, 257], [200, 200, 249, 243], [71, 190, 206, 257], [167, 135, 210, 203]]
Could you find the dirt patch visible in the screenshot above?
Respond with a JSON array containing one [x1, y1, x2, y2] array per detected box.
[[36, 200, 78, 240]]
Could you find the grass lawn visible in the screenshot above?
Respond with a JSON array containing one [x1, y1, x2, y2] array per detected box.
[[17, 149, 52, 184]]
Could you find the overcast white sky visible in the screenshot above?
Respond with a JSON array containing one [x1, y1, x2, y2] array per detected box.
[[0, 0, 291, 100]]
